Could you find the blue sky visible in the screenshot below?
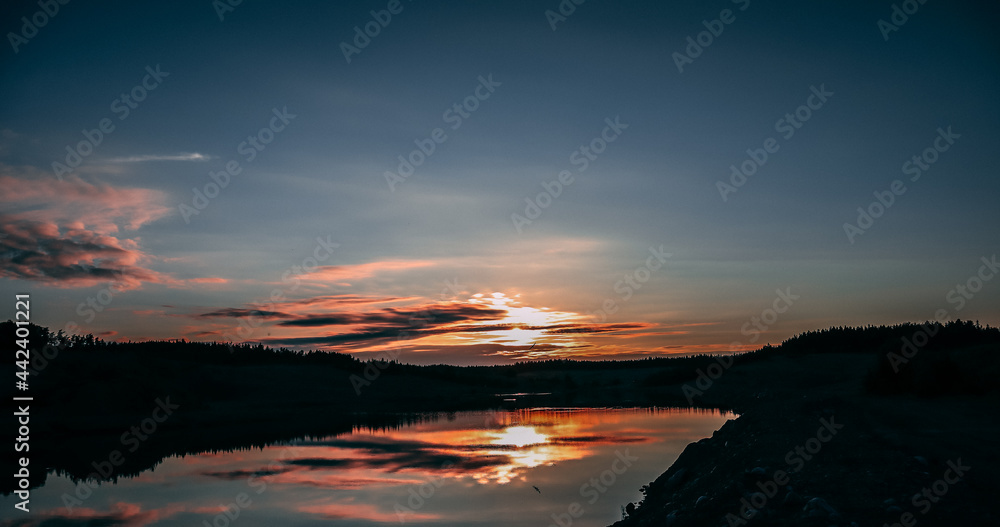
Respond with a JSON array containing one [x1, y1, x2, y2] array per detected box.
[[2, 0, 998, 364]]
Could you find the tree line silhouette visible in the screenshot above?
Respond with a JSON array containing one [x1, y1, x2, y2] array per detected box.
[[4, 318, 996, 400]]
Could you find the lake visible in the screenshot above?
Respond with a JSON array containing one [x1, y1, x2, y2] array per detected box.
[[1, 407, 732, 526]]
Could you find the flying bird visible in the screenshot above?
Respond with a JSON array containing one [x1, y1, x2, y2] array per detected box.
[[532, 485, 541, 494]]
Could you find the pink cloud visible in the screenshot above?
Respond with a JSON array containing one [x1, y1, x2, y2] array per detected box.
[[271, 294, 420, 313], [297, 260, 435, 285], [0, 167, 173, 289], [298, 498, 439, 522], [27, 501, 188, 526], [0, 167, 171, 231], [186, 277, 229, 284]]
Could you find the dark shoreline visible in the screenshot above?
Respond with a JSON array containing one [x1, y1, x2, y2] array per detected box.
[[612, 351, 999, 526]]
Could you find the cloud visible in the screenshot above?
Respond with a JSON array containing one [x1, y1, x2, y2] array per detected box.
[[201, 467, 294, 480], [270, 294, 418, 312], [107, 152, 211, 163], [0, 166, 173, 287], [132, 309, 167, 316], [297, 260, 435, 285], [277, 302, 506, 328], [186, 277, 229, 284], [200, 463, 420, 491], [542, 322, 653, 334], [284, 437, 512, 474], [263, 302, 649, 351], [180, 289, 665, 362], [298, 499, 439, 522], [257, 301, 509, 348], [196, 308, 295, 319], [0, 216, 171, 288], [9, 501, 188, 526], [184, 299, 509, 347], [0, 167, 170, 231], [548, 434, 650, 444], [285, 453, 510, 472], [0, 168, 172, 289], [276, 315, 361, 327]]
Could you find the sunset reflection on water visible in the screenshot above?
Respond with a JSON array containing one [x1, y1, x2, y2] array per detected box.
[[1, 408, 732, 527]]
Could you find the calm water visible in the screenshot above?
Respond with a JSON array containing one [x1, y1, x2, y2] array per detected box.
[[2, 408, 732, 527]]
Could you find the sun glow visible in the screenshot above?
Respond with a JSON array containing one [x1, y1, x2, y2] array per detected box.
[[332, 291, 611, 362], [451, 292, 586, 354], [490, 426, 548, 448]]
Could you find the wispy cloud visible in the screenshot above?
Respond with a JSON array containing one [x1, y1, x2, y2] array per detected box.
[[107, 152, 211, 163], [263, 309, 647, 349], [197, 308, 295, 319], [17, 501, 189, 526], [297, 260, 436, 285], [276, 302, 506, 328], [183, 277, 229, 285]]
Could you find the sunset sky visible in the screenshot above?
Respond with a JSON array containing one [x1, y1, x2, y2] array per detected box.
[[1, 0, 998, 365]]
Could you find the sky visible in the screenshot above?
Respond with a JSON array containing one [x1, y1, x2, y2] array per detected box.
[[1, 0, 998, 365]]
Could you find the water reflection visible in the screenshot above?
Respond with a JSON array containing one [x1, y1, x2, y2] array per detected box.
[[0, 408, 731, 527]]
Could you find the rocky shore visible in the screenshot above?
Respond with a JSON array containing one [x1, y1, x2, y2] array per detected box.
[[612, 350, 998, 526]]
